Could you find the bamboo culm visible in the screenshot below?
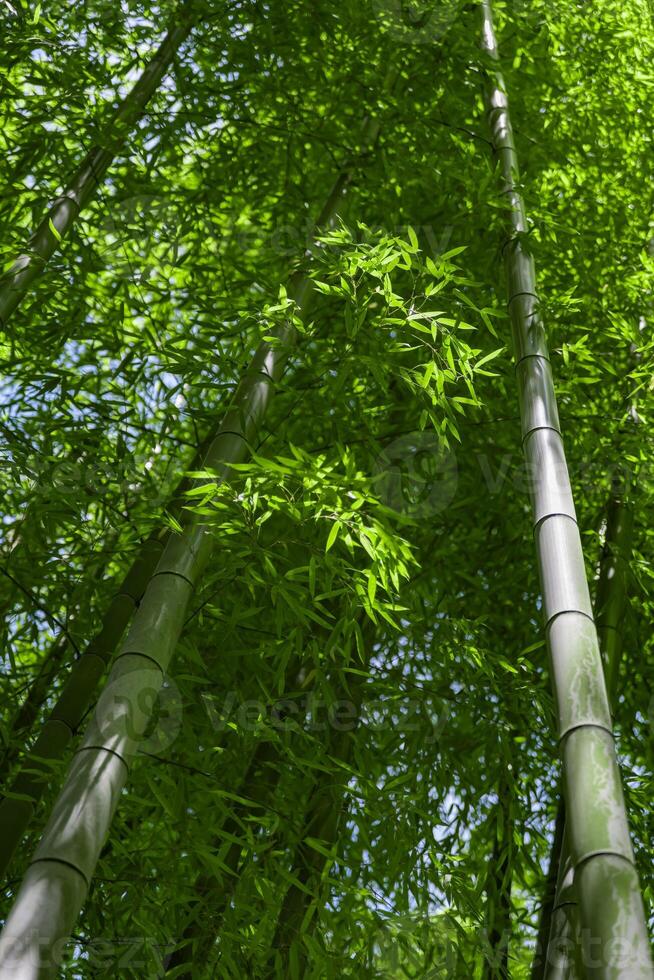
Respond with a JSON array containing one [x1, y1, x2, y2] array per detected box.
[[0, 91, 389, 977], [543, 493, 634, 979], [481, 2, 652, 976], [0, 4, 195, 331], [0, 335, 299, 979], [0, 531, 163, 878], [0, 430, 216, 879]]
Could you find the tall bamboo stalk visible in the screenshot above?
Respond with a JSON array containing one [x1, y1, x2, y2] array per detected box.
[[0, 5, 195, 331], [0, 85, 390, 976], [0, 531, 163, 877], [0, 431, 216, 878], [542, 490, 634, 979], [0, 324, 299, 980], [540, 365, 638, 978], [481, 3, 652, 976], [0, 533, 119, 785]]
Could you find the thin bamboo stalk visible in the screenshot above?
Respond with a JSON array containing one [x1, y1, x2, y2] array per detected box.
[[166, 603, 376, 974], [165, 731, 291, 976], [269, 724, 355, 976], [0, 86, 390, 977], [0, 637, 68, 783], [530, 798, 565, 980], [481, 3, 652, 976], [482, 768, 514, 980], [0, 4, 195, 330]]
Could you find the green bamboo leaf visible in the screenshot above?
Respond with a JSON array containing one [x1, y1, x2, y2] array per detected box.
[[367, 569, 377, 606], [325, 521, 340, 552]]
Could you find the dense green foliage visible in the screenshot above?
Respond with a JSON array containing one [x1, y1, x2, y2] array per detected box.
[[0, 0, 653, 976]]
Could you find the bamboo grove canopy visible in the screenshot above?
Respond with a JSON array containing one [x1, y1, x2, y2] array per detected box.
[[0, 0, 653, 976]]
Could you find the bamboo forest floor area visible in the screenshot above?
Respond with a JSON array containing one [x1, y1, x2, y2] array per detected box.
[[0, 0, 653, 977]]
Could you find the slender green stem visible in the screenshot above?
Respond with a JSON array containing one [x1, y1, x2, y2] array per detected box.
[[268, 700, 360, 977], [0, 3, 195, 331], [482, 767, 514, 980], [530, 798, 565, 980]]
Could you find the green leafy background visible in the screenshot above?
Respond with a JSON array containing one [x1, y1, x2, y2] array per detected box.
[[0, 0, 653, 975]]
